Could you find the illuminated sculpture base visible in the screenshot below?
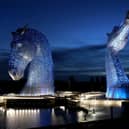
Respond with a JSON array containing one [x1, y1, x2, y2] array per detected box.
[[21, 86, 54, 96], [106, 87, 129, 99], [106, 50, 129, 99], [105, 52, 129, 99]]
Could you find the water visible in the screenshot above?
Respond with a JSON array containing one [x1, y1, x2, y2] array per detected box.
[[0, 107, 87, 129], [0, 105, 122, 129]]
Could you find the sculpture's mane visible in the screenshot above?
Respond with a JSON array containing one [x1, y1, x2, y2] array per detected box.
[[107, 26, 120, 41]]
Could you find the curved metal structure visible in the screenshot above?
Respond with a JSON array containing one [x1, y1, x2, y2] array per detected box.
[[106, 11, 129, 99], [8, 26, 54, 96]]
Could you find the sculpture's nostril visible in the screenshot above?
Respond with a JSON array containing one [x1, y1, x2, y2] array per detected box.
[[12, 70, 16, 76], [8, 70, 17, 80]]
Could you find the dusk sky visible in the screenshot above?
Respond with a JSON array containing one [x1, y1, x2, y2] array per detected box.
[[0, 0, 129, 49], [0, 0, 129, 80]]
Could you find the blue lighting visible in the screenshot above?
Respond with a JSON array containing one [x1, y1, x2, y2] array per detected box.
[[106, 11, 129, 99], [8, 26, 54, 95], [106, 87, 129, 99]]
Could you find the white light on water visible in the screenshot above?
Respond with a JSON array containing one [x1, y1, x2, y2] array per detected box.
[[0, 107, 5, 112], [6, 108, 40, 129], [59, 106, 65, 111]]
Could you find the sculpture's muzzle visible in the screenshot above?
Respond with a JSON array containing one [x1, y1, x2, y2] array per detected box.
[[8, 69, 23, 81], [8, 51, 28, 81]]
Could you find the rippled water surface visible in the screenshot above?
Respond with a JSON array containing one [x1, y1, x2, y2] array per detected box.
[[0, 107, 88, 129], [0, 104, 122, 129]]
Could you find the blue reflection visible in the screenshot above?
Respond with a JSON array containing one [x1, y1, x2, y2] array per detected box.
[[40, 109, 51, 126]]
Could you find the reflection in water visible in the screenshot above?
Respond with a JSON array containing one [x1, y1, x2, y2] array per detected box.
[[0, 107, 6, 129], [0, 105, 121, 129], [0, 106, 87, 129], [77, 111, 87, 122], [6, 108, 40, 129]]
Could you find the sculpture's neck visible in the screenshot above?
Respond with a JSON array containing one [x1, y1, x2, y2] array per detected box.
[[28, 56, 53, 82], [106, 49, 129, 88], [23, 55, 54, 95]]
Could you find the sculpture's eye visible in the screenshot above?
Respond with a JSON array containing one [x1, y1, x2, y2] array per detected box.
[[16, 43, 23, 48]]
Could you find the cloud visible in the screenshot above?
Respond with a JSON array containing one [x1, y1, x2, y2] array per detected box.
[[0, 43, 129, 80], [53, 43, 129, 76]]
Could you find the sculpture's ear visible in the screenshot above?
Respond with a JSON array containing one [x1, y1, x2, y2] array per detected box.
[[106, 33, 110, 37], [16, 25, 28, 35], [16, 28, 25, 35], [126, 10, 129, 19], [21, 24, 28, 35], [112, 26, 119, 33]]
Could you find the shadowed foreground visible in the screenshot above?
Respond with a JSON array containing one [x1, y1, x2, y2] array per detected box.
[[28, 118, 129, 129]]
